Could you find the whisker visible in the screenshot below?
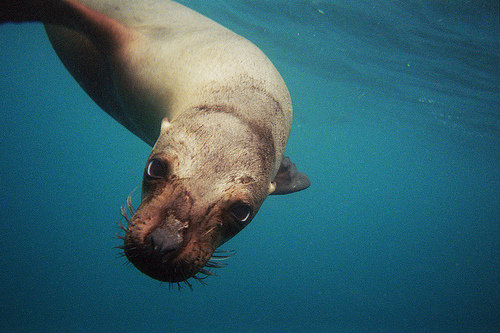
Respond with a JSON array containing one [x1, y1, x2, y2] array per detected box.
[[211, 249, 236, 260], [127, 196, 136, 217], [128, 186, 139, 209], [114, 234, 125, 240], [193, 275, 208, 285], [184, 279, 193, 290], [202, 225, 217, 237], [115, 252, 127, 259], [210, 255, 234, 260], [120, 206, 129, 221], [118, 219, 128, 228], [199, 268, 216, 276], [205, 261, 226, 268], [119, 186, 140, 228], [213, 249, 236, 254], [194, 274, 210, 280]]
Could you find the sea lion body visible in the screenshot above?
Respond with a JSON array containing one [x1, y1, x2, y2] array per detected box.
[[1, 0, 309, 284], [45, 1, 291, 171]]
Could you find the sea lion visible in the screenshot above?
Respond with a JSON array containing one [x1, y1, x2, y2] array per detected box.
[[1, 0, 310, 285]]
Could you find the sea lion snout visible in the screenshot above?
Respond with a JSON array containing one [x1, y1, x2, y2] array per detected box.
[[148, 215, 188, 257], [123, 177, 219, 283]]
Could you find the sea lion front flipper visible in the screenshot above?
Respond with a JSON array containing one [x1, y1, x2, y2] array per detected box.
[[1, 0, 147, 140], [270, 156, 311, 195]]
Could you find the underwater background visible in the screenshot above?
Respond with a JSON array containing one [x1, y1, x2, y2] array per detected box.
[[0, 0, 498, 331]]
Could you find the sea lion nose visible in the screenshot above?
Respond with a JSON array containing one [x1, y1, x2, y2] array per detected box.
[[148, 216, 187, 256], [149, 227, 182, 255]]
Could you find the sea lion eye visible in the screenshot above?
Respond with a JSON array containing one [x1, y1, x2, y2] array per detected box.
[[229, 202, 252, 224], [146, 158, 168, 179]]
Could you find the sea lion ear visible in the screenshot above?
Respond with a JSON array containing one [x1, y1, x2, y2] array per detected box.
[[270, 156, 311, 195], [160, 118, 171, 132]]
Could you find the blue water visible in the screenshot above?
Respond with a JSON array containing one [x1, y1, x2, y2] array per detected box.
[[0, 1, 498, 331]]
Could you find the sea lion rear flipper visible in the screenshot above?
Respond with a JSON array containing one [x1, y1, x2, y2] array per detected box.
[[270, 156, 310, 195]]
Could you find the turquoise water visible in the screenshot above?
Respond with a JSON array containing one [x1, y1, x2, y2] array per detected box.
[[0, 1, 498, 331]]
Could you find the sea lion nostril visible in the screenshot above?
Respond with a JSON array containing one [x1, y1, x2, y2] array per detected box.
[[149, 228, 182, 255], [149, 223, 185, 255]]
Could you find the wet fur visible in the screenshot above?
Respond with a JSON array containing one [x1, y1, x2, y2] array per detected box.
[[2, 0, 304, 284]]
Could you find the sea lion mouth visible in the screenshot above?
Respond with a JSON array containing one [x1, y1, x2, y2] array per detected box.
[[123, 214, 210, 283], [117, 193, 226, 286]]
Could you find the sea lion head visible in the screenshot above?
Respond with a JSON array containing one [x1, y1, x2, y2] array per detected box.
[[123, 107, 276, 283]]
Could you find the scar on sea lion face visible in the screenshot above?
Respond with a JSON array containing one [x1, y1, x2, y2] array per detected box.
[[118, 114, 272, 286]]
